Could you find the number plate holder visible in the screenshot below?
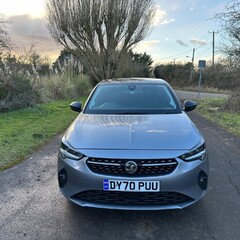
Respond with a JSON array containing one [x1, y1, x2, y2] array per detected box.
[[103, 179, 160, 192]]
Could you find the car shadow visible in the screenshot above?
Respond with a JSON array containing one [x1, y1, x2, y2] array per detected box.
[[62, 199, 211, 240]]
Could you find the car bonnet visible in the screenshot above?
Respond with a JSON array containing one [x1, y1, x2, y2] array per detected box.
[[64, 113, 201, 150]]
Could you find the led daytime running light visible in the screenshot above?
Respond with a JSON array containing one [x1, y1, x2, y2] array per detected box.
[[180, 143, 206, 161], [59, 142, 84, 160]]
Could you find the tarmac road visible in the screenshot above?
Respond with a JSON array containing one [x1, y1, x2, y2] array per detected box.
[[0, 93, 239, 240], [175, 90, 228, 100]]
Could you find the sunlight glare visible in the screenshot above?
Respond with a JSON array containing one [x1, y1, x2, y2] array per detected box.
[[0, 0, 45, 18]]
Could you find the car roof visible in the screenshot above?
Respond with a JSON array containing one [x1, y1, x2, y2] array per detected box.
[[98, 78, 168, 85]]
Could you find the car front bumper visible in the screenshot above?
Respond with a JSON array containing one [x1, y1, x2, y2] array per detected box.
[[58, 149, 208, 210]]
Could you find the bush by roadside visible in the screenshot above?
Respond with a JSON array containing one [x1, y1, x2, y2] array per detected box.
[[38, 72, 92, 101], [0, 57, 40, 112], [224, 90, 240, 113], [0, 53, 93, 112], [196, 98, 240, 137]]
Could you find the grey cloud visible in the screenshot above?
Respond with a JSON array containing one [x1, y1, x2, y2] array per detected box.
[[176, 40, 189, 47], [6, 14, 61, 60], [190, 38, 207, 46], [8, 15, 49, 37]]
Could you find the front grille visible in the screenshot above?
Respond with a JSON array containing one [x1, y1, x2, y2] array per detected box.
[[86, 158, 178, 177], [72, 190, 193, 206]]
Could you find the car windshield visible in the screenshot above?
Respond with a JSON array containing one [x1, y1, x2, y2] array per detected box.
[[84, 83, 182, 114]]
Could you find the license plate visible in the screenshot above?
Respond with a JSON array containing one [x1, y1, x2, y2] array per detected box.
[[103, 179, 160, 192]]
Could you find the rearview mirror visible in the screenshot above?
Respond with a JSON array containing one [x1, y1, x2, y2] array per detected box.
[[70, 101, 82, 112], [183, 100, 197, 112]]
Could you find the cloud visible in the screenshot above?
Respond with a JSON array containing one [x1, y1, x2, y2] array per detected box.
[[134, 40, 160, 53], [160, 18, 175, 25], [188, 0, 197, 11], [190, 38, 207, 46], [176, 40, 189, 47], [152, 6, 175, 26], [8, 15, 48, 37], [6, 14, 61, 61], [167, 1, 197, 12]]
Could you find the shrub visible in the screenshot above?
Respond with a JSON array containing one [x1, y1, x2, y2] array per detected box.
[[224, 90, 240, 113], [39, 71, 92, 101], [0, 61, 40, 112], [0, 52, 93, 112]]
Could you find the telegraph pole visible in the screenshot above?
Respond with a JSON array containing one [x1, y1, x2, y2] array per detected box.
[[212, 31, 215, 69], [189, 48, 195, 84], [209, 31, 218, 81], [209, 31, 218, 69]]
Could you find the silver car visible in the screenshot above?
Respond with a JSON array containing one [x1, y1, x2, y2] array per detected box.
[[58, 78, 208, 210]]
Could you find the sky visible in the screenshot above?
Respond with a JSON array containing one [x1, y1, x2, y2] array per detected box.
[[0, 0, 230, 65]]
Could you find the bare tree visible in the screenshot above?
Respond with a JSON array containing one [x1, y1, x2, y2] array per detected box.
[[215, 0, 240, 68], [45, 0, 155, 83], [215, 0, 240, 112], [0, 21, 11, 51]]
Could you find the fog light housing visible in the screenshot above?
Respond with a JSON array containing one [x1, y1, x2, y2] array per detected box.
[[58, 169, 68, 188], [198, 171, 208, 190]]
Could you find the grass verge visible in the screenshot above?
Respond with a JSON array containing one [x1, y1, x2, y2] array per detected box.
[[196, 98, 240, 137], [0, 99, 85, 171]]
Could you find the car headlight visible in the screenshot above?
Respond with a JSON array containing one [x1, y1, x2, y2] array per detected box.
[[180, 142, 207, 161], [59, 142, 84, 160]]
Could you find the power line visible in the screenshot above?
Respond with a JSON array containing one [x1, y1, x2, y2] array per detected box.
[[158, 31, 213, 61], [160, 49, 193, 60], [159, 41, 211, 61], [196, 40, 212, 57]]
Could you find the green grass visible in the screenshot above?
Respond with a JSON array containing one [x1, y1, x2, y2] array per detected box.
[[196, 98, 240, 137], [0, 99, 85, 171]]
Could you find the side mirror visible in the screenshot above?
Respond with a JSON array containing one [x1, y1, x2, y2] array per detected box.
[[183, 100, 197, 112], [70, 101, 82, 112]]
